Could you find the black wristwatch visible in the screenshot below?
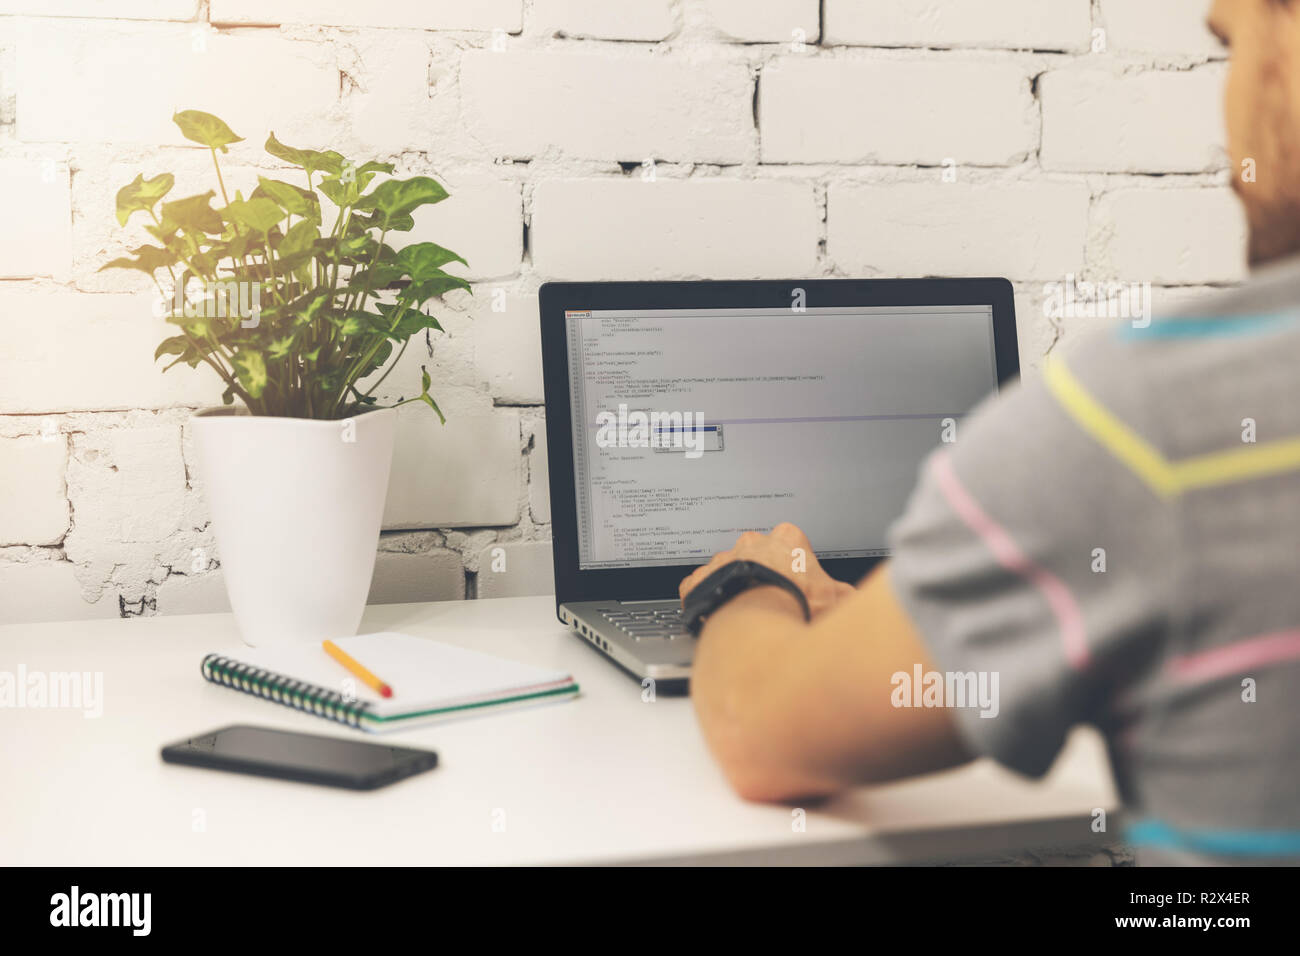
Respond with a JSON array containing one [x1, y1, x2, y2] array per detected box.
[[682, 560, 811, 636]]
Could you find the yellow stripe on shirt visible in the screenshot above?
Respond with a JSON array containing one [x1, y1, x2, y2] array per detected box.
[[1174, 437, 1300, 492], [1042, 356, 1181, 497], [1043, 355, 1300, 497]]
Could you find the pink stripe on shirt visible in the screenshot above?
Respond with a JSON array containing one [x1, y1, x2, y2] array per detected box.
[[931, 451, 1092, 671], [1168, 629, 1300, 684]]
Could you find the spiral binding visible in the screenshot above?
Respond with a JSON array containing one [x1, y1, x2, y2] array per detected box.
[[201, 653, 373, 729]]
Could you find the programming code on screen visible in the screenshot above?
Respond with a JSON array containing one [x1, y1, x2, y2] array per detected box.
[[566, 305, 999, 569]]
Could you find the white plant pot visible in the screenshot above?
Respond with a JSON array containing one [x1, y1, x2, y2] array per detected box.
[[191, 407, 397, 647]]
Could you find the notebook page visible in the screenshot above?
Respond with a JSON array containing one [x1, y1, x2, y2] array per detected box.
[[217, 631, 573, 718]]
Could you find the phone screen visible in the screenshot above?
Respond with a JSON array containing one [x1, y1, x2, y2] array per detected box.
[[162, 724, 438, 789]]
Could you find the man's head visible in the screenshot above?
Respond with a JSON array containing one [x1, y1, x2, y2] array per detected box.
[[1211, 0, 1300, 264]]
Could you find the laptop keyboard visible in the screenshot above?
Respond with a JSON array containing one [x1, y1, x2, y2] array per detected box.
[[600, 605, 690, 640]]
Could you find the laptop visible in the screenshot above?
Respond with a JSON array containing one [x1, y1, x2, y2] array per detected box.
[[539, 279, 1019, 693]]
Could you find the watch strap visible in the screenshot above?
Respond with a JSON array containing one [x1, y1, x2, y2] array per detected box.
[[682, 560, 812, 636]]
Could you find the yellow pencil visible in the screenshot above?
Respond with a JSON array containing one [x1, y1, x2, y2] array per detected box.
[[322, 640, 393, 698]]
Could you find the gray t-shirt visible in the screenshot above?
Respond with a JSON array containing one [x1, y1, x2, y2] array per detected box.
[[888, 257, 1300, 865]]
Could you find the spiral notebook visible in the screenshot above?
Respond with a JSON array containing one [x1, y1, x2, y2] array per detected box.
[[201, 631, 580, 733]]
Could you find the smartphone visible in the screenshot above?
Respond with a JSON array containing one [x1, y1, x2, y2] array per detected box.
[[160, 724, 438, 791]]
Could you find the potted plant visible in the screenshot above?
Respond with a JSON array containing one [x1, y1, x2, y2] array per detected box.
[[103, 110, 468, 646]]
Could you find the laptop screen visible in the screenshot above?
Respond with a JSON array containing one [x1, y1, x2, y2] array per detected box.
[[565, 304, 1000, 570]]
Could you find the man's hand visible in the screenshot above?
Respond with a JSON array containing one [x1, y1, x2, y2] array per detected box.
[[678, 522, 857, 619]]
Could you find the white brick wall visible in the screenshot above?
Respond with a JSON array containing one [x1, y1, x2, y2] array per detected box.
[[527, 423, 552, 525], [404, 180, 523, 282], [532, 0, 674, 41], [760, 57, 1038, 165], [1097, 0, 1223, 58], [1040, 67, 1226, 173], [531, 179, 820, 279], [382, 409, 521, 529], [459, 50, 753, 163], [824, 0, 1093, 52], [1091, 188, 1248, 285], [209, 0, 524, 31], [15, 21, 340, 146], [368, 550, 466, 604], [0, 561, 121, 624], [475, 540, 555, 598], [476, 292, 543, 404], [702, 0, 820, 43], [0, 436, 70, 546], [0, 288, 225, 413], [0, 1, 199, 19], [828, 182, 1090, 281], [0, 158, 71, 278], [0, 1, 1246, 623]]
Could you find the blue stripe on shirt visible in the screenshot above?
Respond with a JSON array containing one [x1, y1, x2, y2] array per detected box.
[[1117, 312, 1300, 340], [1126, 819, 1300, 857]]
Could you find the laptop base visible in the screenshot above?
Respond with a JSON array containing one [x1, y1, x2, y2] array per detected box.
[[560, 601, 693, 696]]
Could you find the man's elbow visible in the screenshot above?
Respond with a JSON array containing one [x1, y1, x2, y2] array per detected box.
[[720, 757, 839, 804], [694, 674, 840, 803]]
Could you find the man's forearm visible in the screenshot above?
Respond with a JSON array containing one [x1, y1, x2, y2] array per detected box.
[[690, 586, 843, 801], [688, 564, 973, 802]]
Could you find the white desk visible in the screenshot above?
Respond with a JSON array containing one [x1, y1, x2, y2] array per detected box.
[[1, 596, 1118, 866]]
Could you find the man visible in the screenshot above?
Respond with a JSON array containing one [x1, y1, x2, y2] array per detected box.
[[680, 0, 1300, 864]]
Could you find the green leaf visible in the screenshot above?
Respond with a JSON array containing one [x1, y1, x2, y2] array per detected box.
[[279, 219, 320, 257], [145, 221, 179, 245], [351, 161, 395, 194], [346, 263, 406, 293], [404, 274, 471, 303], [234, 350, 268, 399], [173, 110, 244, 151], [158, 192, 224, 236], [418, 366, 446, 424], [266, 335, 296, 360], [315, 233, 374, 266], [395, 242, 467, 280], [330, 312, 367, 336], [115, 173, 175, 226], [99, 243, 178, 275], [353, 176, 449, 229], [255, 177, 319, 220], [222, 197, 285, 235], [264, 132, 345, 179], [377, 302, 444, 339], [166, 310, 211, 338], [154, 335, 190, 361], [161, 336, 206, 370], [286, 289, 332, 325], [361, 211, 415, 232], [317, 174, 361, 209], [188, 250, 220, 277], [349, 339, 395, 383], [210, 233, 256, 262], [277, 219, 320, 286]]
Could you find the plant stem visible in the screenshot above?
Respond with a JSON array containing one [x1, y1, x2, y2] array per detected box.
[[358, 335, 408, 400], [210, 147, 231, 207]]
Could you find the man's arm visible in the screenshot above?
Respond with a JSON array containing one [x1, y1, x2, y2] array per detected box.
[[685, 529, 973, 803]]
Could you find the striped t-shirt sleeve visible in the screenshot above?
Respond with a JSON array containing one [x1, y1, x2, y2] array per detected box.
[[886, 338, 1177, 777]]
